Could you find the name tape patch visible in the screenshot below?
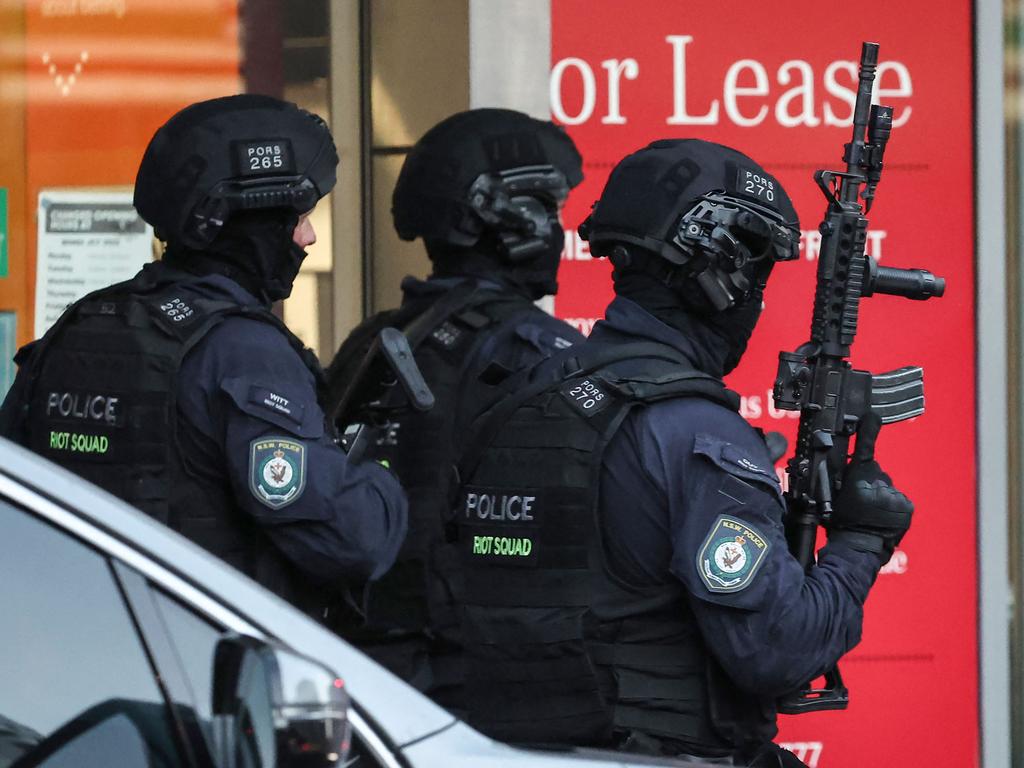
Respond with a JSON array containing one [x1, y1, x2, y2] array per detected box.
[[249, 386, 304, 428], [696, 514, 770, 593]]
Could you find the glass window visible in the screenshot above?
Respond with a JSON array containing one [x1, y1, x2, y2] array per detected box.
[[0, 503, 181, 767], [151, 590, 225, 752]]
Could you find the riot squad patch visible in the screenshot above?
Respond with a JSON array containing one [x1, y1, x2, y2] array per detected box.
[[249, 437, 306, 509], [696, 515, 770, 593]]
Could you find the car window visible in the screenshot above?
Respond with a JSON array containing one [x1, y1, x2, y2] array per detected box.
[[150, 590, 224, 751], [0, 502, 182, 768]]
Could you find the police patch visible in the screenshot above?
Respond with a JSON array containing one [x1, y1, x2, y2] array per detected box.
[[696, 515, 770, 593], [249, 437, 306, 509]]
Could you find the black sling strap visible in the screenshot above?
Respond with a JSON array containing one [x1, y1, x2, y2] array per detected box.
[[457, 340, 719, 486]]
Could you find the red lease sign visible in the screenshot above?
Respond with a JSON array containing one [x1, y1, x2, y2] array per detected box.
[[551, 3, 977, 767]]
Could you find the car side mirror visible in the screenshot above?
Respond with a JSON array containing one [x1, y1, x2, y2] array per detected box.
[[211, 635, 351, 768]]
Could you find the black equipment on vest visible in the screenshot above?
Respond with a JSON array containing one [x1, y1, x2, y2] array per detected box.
[[771, 42, 945, 714], [325, 280, 548, 703], [333, 327, 435, 462], [452, 342, 775, 755], [134, 95, 338, 248]]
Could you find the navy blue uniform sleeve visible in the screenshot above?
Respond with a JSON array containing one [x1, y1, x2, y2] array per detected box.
[[603, 398, 883, 697], [470, 306, 583, 378], [178, 317, 407, 584]]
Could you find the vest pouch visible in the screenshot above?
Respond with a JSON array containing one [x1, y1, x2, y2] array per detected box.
[[463, 602, 613, 746], [705, 659, 777, 753]]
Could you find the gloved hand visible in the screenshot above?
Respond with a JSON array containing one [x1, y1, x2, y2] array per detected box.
[[828, 413, 914, 561]]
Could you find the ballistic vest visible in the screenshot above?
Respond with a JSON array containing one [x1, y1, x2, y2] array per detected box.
[[453, 341, 776, 755], [14, 265, 322, 606], [327, 283, 554, 700]]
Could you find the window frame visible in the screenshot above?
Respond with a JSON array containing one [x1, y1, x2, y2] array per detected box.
[[0, 492, 194, 767]]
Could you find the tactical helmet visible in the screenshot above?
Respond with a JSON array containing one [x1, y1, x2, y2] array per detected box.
[[580, 139, 800, 311], [392, 108, 583, 261], [134, 94, 338, 248]]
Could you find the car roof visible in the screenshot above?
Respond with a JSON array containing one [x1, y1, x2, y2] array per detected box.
[[0, 436, 455, 748]]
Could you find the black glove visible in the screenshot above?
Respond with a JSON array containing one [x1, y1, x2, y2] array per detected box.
[[828, 413, 914, 560]]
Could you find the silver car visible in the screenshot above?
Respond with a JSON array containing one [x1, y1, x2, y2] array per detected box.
[[0, 437, 725, 768]]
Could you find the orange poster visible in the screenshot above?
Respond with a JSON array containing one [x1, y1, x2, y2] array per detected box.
[[16, 0, 241, 342]]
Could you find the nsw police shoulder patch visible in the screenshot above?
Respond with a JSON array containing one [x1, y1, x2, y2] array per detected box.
[[249, 437, 306, 509], [696, 515, 770, 593]]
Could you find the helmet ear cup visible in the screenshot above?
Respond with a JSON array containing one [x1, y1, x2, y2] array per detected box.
[[390, 108, 582, 249]]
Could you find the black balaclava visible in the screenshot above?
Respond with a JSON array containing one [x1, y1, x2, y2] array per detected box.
[[612, 252, 768, 378], [425, 226, 563, 300], [163, 207, 304, 304]]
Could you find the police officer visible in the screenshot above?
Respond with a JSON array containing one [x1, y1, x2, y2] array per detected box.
[[0, 95, 407, 612], [454, 139, 913, 765], [324, 108, 584, 707]]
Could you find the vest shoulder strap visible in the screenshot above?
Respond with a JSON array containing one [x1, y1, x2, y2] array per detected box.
[[459, 341, 735, 483], [401, 280, 528, 349]]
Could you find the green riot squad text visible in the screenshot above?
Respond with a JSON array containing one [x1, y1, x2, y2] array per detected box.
[[49, 430, 109, 454]]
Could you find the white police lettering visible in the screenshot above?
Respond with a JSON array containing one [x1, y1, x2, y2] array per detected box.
[[47, 391, 119, 424], [248, 143, 284, 171], [464, 492, 536, 522], [566, 379, 605, 410], [741, 169, 775, 203]]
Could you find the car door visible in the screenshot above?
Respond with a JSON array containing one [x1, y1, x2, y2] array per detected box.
[[0, 498, 190, 768], [114, 573, 405, 768]]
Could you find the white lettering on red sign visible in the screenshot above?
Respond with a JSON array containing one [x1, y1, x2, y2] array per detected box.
[[550, 35, 913, 129], [778, 742, 823, 768]]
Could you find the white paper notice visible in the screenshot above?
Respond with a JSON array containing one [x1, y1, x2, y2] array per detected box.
[[35, 190, 153, 339]]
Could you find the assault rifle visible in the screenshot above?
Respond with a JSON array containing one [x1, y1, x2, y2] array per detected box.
[[332, 327, 435, 463], [771, 42, 945, 713]]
